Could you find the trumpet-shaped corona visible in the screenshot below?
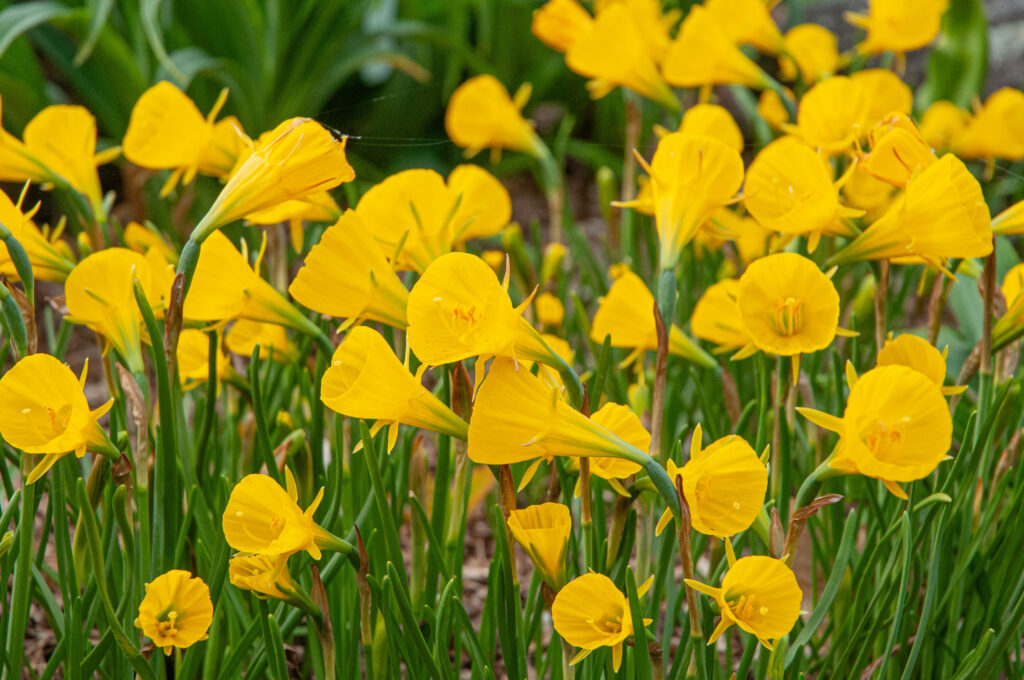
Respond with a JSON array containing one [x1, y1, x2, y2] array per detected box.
[[135, 570, 213, 656], [445, 75, 540, 159], [508, 503, 572, 590], [662, 6, 769, 90]]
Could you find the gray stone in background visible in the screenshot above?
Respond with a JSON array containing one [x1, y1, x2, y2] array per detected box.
[[775, 0, 1024, 93]]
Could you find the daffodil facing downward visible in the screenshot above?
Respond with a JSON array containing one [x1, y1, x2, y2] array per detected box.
[[445, 75, 542, 160], [551, 572, 652, 670], [685, 548, 802, 650], [662, 6, 771, 90], [617, 132, 744, 270], [222, 469, 352, 559], [0, 354, 117, 484], [797, 364, 953, 498], [135, 570, 213, 656]]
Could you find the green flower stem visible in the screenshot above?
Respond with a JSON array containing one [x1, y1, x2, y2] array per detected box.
[[5, 479, 35, 678], [652, 268, 677, 465], [75, 479, 156, 680], [528, 134, 564, 244]]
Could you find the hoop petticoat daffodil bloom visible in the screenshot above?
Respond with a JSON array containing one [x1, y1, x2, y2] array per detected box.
[[190, 117, 354, 242], [532, 0, 593, 52], [354, 165, 511, 273], [123, 81, 242, 196], [183, 231, 321, 337], [679, 104, 744, 154], [222, 469, 352, 558], [578, 404, 647, 496], [445, 75, 542, 160], [65, 248, 161, 373], [876, 334, 964, 396], [737, 252, 851, 382], [135, 570, 213, 656], [994, 264, 1024, 350], [827, 154, 992, 268], [797, 364, 953, 499], [704, 0, 784, 54], [0, 100, 118, 212], [617, 132, 744, 270], [468, 358, 650, 469], [656, 425, 767, 538], [685, 547, 802, 650], [662, 6, 770, 90], [229, 553, 294, 599], [407, 252, 569, 383], [690, 279, 753, 353], [845, 0, 950, 59], [508, 503, 572, 591], [320, 326, 469, 451], [289, 210, 410, 329], [919, 101, 970, 151], [778, 24, 841, 84], [590, 267, 716, 368], [551, 572, 653, 671], [0, 354, 117, 484], [563, 2, 678, 109], [225, 320, 298, 363], [857, 119, 938, 189], [0, 188, 75, 283], [743, 138, 863, 252], [951, 88, 1024, 164], [992, 196, 1024, 236]]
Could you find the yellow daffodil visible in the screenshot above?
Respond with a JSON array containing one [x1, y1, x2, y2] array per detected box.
[[778, 24, 840, 84], [354, 165, 511, 272], [876, 334, 964, 396], [663, 6, 770, 90], [590, 267, 716, 368], [858, 116, 937, 188], [123, 81, 239, 196], [0, 101, 117, 211], [228, 553, 296, 601], [564, 1, 678, 108], [177, 329, 228, 391], [679, 104, 744, 153], [406, 252, 565, 378], [222, 470, 341, 559], [192, 117, 354, 240], [445, 75, 541, 159], [993, 197, 1024, 236], [829, 154, 992, 267], [785, 76, 867, 154], [686, 551, 802, 650], [0, 354, 115, 484], [508, 503, 572, 590], [737, 252, 842, 379], [952, 88, 1024, 163], [320, 326, 468, 450], [704, 0, 784, 54], [758, 89, 791, 130], [532, 0, 593, 53], [995, 264, 1024, 349], [535, 292, 565, 328], [551, 572, 651, 670], [798, 365, 952, 498], [225, 320, 297, 362], [618, 132, 744, 270], [852, 69, 914, 128], [135, 570, 213, 656], [64, 248, 161, 372], [289, 210, 409, 329], [690, 279, 752, 352], [0, 188, 74, 283], [919, 100, 969, 151], [842, 168, 898, 218], [846, 0, 950, 58], [183, 231, 317, 334], [656, 425, 766, 538], [743, 138, 863, 250], [467, 357, 649, 467]]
